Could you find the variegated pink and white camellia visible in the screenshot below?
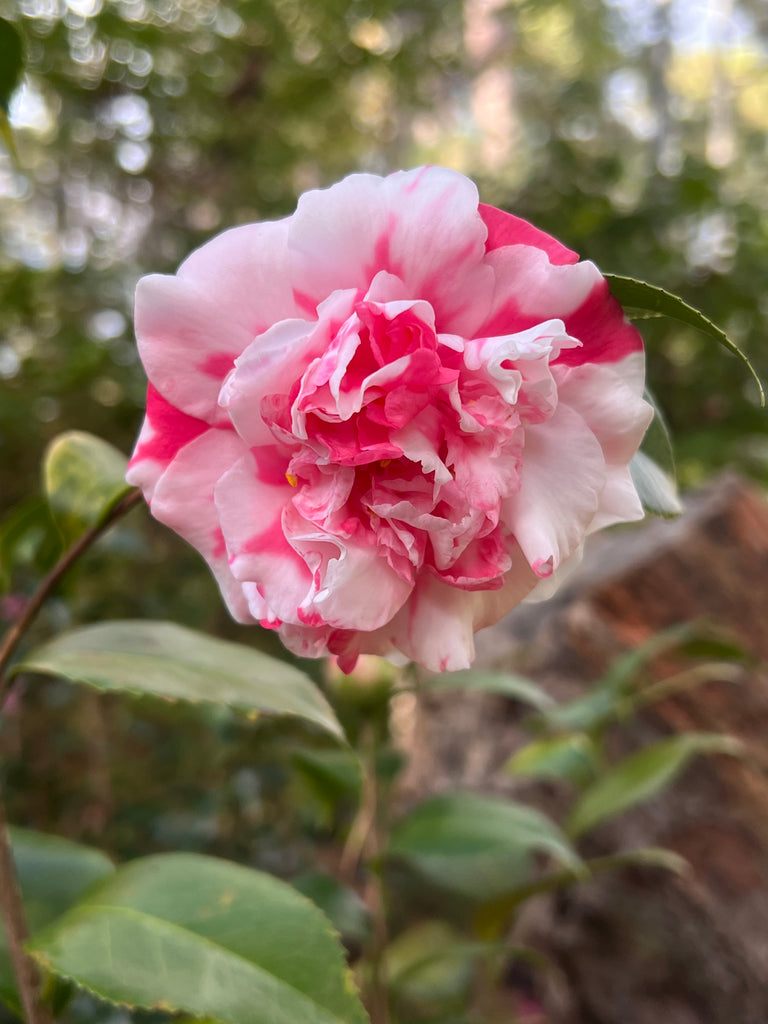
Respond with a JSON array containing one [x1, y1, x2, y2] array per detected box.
[[127, 167, 652, 672]]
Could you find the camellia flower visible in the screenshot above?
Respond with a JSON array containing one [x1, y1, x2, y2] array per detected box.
[[127, 167, 652, 672]]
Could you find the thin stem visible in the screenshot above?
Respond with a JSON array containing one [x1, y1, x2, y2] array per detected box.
[[0, 486, 142, 1023], [0, 784, 52, 1024], [0, 489, 143, 698], [338, 727, 390, 1024]]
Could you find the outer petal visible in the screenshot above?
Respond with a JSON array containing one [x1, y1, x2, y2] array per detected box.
[[135, 275, 253, 425], [503, 404, 606, 576], [148, 428, 254, 623], [480, 246, 642, 366], [126, 385, 210, 501], [479, 203, 579, 266], [177, 219, 299, 332], [288, 167, 495, 335]]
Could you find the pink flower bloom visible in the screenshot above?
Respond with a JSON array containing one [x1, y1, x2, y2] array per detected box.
[[127, 167, 652, 672]]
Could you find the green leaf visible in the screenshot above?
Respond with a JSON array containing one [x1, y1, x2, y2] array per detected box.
[[384, 922, 482, 1011], [43, 431, 132, 544], [292, 873, 371, 946], [474, 846, 687, 938], [28, 853, 368, 1024], [537, 623, 709, 734], [506, 734, 597, 785], [632, 389, 682, 518], [606, 274, 765, 406], [386, 793, 580, 902], [0, 829, 114, 1014], [567, 733, 742, 838], [630, 451, 683, 519], [424, 670, 555, 711], [12, 620, 346, 740], [0, 19, 23, 113]]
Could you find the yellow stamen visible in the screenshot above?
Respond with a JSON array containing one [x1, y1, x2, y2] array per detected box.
[[286, 473, 298, 487], [379, 459, 391, 468]]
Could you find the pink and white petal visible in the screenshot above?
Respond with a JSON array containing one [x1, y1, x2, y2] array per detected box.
[[479, 203, 579, 266], [471, 551, 543, 629], [288, 167, 494, 335], [503, 404, 606, 575], [587, 464, 644, 532], [220, 318, 318, 447], [479, 246, 604, 338], [283, 512, 413, 632], [214, 452, 313, 625], [556, 355, 652, 464], [135, 274, 256, 425], [127, 385, 211, 501], [148, 428, 255, 623], [556, 278, 644, 368], [177, 218, 300, 332], [385, 575, 479, 672]]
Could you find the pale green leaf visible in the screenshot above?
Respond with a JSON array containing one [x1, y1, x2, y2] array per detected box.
[[630, 451, 683, 518], [606, 274, 765, 405], [12, 620, 345, 740], [425, 670, 555, 711], [567, 733, 742, 838], [28, 853, 368, 1024], [43, 431, 132, 543], [386, 793, 580, 902], [506, 734, 597, 784]]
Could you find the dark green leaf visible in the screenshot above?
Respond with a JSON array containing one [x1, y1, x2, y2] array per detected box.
[[424, 670, 555, 711], [12, 620, 346, 740], [43, 431, 132, 544], [28, 853, 368, 1024], [292, 873, 371, 946], [567, 733, 742, 838], [606, 274, 765, 405], [386, 793, 580, 902], [0, 19, 23, 113], [0, 828, 113, 1014]]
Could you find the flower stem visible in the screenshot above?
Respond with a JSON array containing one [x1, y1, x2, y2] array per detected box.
[[339, 726, 390, 1024], [0, 785, 53, 1024], [0, 489, 143, 698]]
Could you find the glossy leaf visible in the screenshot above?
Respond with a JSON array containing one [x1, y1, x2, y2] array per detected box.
[[425, 670, 554, 711], [43, 431, 132, 543], [12, 620, 345, 740], [567, 733, 742, 838], [606, 274, 765, 405], [28, 853, 368, 1024], [386, 793, 580, 902], [0, 828, 114, 1014], [506, 734, 597, 784]]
